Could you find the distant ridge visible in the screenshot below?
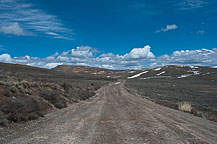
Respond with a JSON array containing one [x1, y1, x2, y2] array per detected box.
[[53, 65, 121, 74]]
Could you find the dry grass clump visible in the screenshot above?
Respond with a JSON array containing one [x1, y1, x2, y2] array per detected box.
[[178, 101, 192, 112], [178, 101, 201, 117]]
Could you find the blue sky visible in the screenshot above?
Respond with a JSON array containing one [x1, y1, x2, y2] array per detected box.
[[0, 0, 217, 69]]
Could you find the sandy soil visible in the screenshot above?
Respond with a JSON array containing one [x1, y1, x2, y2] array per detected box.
[[1, 82, 217, 144]]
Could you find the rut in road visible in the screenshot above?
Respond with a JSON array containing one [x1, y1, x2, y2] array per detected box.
[[2, 82, 217, 144]]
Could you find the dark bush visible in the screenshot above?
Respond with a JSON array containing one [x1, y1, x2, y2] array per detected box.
[[9, 86, 18, 93], [0, 96, 43, 122], [40, 90, 67, 109], [79, 90, 95, 100], [62, 83, 71, 90], [4, 86, 18, 97]]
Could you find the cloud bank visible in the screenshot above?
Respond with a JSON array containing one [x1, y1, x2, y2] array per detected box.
[[154, 48, 217, 67], [0, 45, 216, 69]]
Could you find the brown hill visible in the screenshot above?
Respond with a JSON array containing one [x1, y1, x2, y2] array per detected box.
[[53, 65, 120, 75]]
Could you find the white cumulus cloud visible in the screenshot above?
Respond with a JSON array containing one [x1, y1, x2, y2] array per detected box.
[[0, 22, 29, 36], [70, 46, 93, 58], [0, 53, 12, 62], [44, 63, 63, 69], [124, 45, 155, 59], [155, 24, 178, 33]]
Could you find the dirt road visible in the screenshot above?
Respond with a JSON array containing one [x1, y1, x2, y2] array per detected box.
[[1, 82, 217, 144]]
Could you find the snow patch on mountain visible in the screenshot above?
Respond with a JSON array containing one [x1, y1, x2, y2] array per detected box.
[[128, 71, 149, 79]]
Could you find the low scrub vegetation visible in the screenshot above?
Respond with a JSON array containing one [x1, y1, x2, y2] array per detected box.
[[0, 96, 43, 123], [178, 101, 201, 117], [126, 78, 217, 122], [40, 90, 67, 109]]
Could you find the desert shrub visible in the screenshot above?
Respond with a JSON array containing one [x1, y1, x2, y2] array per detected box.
[[62, 83, 71, 90], [0, 96, 43, 122], [8, 86, 18, 93], [40, 90, 67, 109], [64, 93, 78, 103], [78, 90, 95, 100], [4, 86, 19, 97], [0, 114, 8, 126], [178, 101, 200, 117], [178, 101, 192, 112]]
